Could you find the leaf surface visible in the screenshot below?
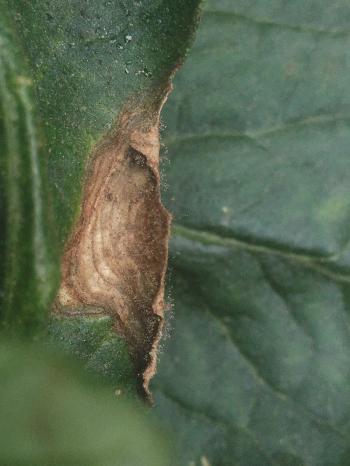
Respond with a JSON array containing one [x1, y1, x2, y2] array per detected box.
[[152, 2, 350, 465], [0, 0, 201, 392], [0, 7, 58, 335]]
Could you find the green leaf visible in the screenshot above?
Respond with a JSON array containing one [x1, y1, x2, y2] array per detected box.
[[49, 316, 137, 396], [0, 8, 59, 335], [6, 0, 200, 244], [0, 1, 201, 392], [152, 2, 350, 465], [0, 339, 171, 466]]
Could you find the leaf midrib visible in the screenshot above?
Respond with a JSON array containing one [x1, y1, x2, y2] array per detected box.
[[172, 224, 350, 283]]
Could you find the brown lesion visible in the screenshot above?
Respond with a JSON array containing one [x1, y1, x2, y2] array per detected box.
[[54, 97, 171, 399]]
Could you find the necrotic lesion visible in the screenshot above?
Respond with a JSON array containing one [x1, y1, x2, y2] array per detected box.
[[55, 130, 170, 388]]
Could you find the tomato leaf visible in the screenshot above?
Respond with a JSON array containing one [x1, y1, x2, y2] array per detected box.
[[153, 2, 350, 465]]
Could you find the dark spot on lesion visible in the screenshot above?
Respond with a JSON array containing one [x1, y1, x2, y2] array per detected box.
[[126, 146, 148, 168], [105, 192, 113, 201]]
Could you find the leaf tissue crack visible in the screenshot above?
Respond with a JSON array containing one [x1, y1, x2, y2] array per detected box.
[[54, 93, 171, 398]]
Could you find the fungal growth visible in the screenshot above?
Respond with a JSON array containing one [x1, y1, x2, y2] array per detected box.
[[55, 95, 171, 397]]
